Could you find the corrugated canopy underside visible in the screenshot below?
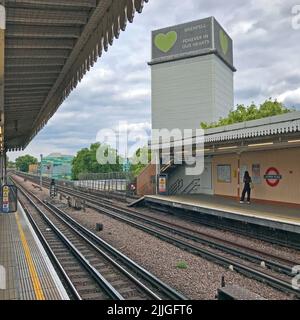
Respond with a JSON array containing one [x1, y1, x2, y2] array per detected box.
[[5, 0, 149, 151]]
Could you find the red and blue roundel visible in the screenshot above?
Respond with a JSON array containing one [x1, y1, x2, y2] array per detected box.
[[264, 167, 282, 187]]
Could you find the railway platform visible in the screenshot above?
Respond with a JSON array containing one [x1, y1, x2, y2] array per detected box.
[[0, 202, 69, 300], [140, 194, 300, 235]]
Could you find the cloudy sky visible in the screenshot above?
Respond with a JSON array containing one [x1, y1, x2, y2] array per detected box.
[[8, 0, 300, 161]]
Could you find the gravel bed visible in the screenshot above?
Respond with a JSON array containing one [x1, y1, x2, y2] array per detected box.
[[65, 207, 295, 300], [122, 203, 300, 264], [13, 176, 296, 300], [15, 175, 300, 264]]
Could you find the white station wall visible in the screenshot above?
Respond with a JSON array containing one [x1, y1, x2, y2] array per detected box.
[[151, 54, 234, 131]]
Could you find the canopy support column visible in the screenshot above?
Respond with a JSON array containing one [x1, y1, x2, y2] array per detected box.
[[0, 3, 5, 159]]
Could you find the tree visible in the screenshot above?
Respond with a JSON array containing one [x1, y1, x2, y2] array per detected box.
[[72, 143, 123, 180], [201, 99, 294, 129], [130, 146, 152, 177], [15, 155, 38, 172], [6, 155, 15, 169], [7, 161, 16, 169]]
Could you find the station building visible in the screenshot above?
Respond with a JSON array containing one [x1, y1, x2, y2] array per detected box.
[[41, 153, 73, 180], [155, 112, 300, 206], [137, 17, 300, 207]]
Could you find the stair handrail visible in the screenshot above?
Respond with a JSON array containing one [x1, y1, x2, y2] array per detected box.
[[182, 178, 201, 195]]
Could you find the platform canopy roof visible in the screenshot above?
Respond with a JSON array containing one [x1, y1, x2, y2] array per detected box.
[[3, 0, 149, 151]]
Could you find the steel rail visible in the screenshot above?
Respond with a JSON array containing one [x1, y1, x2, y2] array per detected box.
[[13, 174, 300, 297], [51, 182, 297, 276], [17, 185, 125, 300], [43, 183, 300, 298], [14, 178, 187, 301], [20, 201, 82, 300]]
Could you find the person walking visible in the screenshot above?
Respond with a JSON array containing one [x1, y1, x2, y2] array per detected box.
[[240, 171, 252, 204]]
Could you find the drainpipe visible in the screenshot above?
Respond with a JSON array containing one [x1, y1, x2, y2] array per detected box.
[[155, 150, 160, 195]]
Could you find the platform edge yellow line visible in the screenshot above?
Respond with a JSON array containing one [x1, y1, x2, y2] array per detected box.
[[15, 212, 45, 300]]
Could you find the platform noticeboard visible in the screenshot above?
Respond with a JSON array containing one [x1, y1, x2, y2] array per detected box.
[[252, 164, 261, 184], [1, 185, 18, 214], [217, 165, 231, 183], [158, 174, 168, 195]]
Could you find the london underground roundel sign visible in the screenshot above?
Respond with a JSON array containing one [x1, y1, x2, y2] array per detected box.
[[264, 167, 282, 187]]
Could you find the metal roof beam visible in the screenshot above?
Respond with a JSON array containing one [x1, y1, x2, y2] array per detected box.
[[6, 38, 75, 49], [6, 87, 52, 93], [6, 69, 61, 75], [6, 25, 81, 39], [6, 91, 47, 96], [7, 8, 89, 26], [7, 115, 40, 121], [6, 48, 70, 58], [6, 107, 40, 110], [5, 99, 42, 104], [5, 96, 45, 103], [5, 81, 54, 87], [6, 60, 65, 67], [5, 108, 41, 113], [6, 0, 97, 11]]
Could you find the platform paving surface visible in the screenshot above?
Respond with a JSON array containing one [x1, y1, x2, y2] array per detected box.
[[146, 194, 300, 225], [0, 207, 67, 300]]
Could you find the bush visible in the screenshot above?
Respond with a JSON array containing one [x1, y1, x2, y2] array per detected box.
[[201, 99, 293, 129]]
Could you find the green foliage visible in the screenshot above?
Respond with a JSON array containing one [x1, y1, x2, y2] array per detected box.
[[130, 146, 152, 177], [176, 261, 188, 269], [15, 155, 38, 172], [7, 161, 16, 169], [201, 99, 293, 129], [71, 143, 123, 180]]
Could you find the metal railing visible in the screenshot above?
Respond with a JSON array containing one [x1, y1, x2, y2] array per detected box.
[[74, 179, 128, 192], [78, 172, 134, 181]]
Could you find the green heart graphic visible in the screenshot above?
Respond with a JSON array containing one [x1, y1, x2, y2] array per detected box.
[[154, 31, 178, 53], [219, 29, 229, 55]]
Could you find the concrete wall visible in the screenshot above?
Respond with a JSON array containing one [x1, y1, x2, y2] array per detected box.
[[151, 54, 234, 131], [168, 158, 213, 195], [212, 147, 300, 205], [213, 56, 235, 120]]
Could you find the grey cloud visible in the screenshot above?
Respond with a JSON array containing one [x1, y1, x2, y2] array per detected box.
[[9, 0, 300, 160]]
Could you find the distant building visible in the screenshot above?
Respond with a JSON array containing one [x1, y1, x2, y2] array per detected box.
[[150, 17, 235, 134], [41, 153, 74, 180], [28, 164, 38, 174]]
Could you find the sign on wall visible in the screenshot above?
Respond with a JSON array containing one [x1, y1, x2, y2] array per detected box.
[[217, 165, 231, 183], [264, 167, 282, 187], [158, 174, 168, 194], [252, 164, 261, 184], [240, 165, 248, 183], [152, 17, 234, 69]]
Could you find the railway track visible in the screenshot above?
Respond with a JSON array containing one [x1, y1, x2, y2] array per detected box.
[[15, 180, 187, 301], [13, 174, 300, 298], [46, 181, 299, 273], [18, 172, 300, 249]]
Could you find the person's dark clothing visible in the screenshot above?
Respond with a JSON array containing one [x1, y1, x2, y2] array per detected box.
[[241, 176, 252, 202]]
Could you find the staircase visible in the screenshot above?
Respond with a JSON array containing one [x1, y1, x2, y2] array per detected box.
[[161, 157, 183, 174]]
